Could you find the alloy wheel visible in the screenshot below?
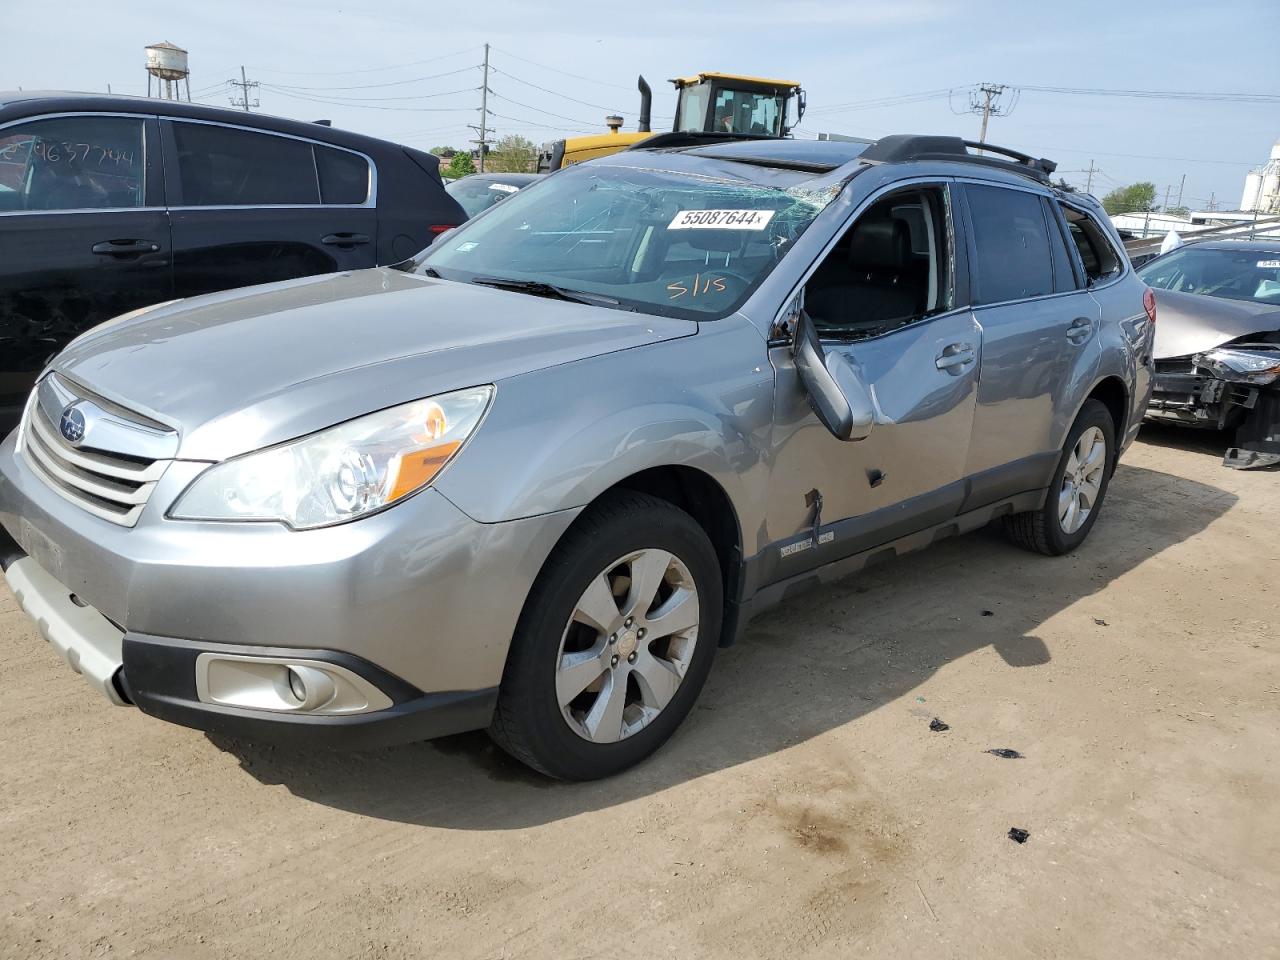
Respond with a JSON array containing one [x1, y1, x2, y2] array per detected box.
[[1058, 426, 1107, 535], [555, 548, 700, 744]]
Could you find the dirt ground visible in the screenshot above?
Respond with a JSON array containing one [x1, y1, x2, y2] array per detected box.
[[1, 426, 1277, 960]]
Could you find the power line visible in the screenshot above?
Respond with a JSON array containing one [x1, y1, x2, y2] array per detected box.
[[1035, 144, 1256, 166], [257, 84, 477, 104], [487, 46, 636, 91], [1016, 84, 1280, 104], [246, 46, 481, 78], [487, 91, 600, 127], [261, 87, 474, 112], [490, 66, 630, 115], [263, 65, 478, 92], [487, 111, 599, 133], [809, 88, 958, 114]]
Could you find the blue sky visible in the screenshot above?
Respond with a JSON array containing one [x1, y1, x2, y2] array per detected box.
[[7, 0, 1279, 210]]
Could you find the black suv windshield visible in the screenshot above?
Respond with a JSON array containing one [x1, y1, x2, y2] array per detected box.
[[420, 162, 837, 319], [1139, 245, 1280, 305]]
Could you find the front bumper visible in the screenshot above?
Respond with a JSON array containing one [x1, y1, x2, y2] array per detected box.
[[2, 550, 128, 705], [0, 430, 577, 746], [1147, 360, 1280, 468]]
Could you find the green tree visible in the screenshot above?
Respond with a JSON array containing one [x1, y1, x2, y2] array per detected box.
[[1164, 205, 1190, 218], [1101, 182, 1157, 216], [429, 146, 457, 159], [485, 135, 538, 174], [445, 152, 476, 178]]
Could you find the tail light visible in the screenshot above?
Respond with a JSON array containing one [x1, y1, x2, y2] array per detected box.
[[1143, 287, 1157, 324], [428, 224, 456, 236]]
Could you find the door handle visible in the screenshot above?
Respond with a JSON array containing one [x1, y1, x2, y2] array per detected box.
[[321, 233, 371, 247], [91, 239, 160, 256], [1066, 316, 1094, 344], [935, 342, 976, 373]]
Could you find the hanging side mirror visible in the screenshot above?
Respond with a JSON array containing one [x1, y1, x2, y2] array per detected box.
[[791, 309, 875, 442]]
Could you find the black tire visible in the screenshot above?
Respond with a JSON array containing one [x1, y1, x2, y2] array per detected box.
[[1004, 399, 1117, 556], [488, 491, 722, 780]]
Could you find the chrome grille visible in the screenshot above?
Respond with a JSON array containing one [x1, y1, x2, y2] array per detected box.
[[18, 375, 176, 527]]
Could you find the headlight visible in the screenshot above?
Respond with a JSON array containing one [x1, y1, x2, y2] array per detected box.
[[171, 386, 493, 529], [1194, 348, 1280, 385]]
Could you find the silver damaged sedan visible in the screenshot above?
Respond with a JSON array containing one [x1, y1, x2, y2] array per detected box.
[[0, 136, 1153, 778]]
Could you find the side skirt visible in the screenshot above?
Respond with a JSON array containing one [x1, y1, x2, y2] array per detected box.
[[726, 488, 1046, 645]]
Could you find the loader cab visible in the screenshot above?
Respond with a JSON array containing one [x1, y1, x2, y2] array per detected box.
[[671, 73, 804, 138]]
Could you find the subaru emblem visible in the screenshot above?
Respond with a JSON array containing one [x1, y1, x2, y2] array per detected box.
[[59, 404, 86, 445]]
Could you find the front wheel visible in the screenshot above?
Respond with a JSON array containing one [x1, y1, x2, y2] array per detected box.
[[488, 492, 722, 780], [1005, 399, 1116, 556]]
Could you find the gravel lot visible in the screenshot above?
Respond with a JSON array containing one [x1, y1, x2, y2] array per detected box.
[[2, 427, 1277, 960]]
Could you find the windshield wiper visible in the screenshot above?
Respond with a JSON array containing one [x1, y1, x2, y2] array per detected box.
[[469, 276, 621, 307]]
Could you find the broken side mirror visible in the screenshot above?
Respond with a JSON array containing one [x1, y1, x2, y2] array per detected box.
[[791, 309, 875, 442]]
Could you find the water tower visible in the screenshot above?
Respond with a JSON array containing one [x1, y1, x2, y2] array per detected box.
[[145, 42, 191, 101]]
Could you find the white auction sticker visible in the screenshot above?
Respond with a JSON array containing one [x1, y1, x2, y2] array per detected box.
[[1256, 259, 1280, 269], [669, 209, 776, 231], [488, 182, 520, 194]]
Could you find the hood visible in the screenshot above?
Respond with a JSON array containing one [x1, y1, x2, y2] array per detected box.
[[53, 268, 695, 460], [1152, 288, 1280, 359]]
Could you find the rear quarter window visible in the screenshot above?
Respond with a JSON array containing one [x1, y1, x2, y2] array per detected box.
[[1061, 204, 1123, 284], [316, 145, 370, 204]]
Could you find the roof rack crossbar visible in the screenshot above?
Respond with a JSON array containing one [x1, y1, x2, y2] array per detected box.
[[859, 135, 1057, 183]]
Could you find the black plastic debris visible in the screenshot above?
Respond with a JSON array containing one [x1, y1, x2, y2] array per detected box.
[[985, 748, 1023, 759], [1008, 827, 1030, 844], [1093, 617, 1109, 626], [929, 718, 950, 732], [981, 610, 995, 617]]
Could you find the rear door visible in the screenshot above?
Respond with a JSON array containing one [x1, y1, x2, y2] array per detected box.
[[161, 119, 378, 300], [958, 181, 1100, 505], [0, 113, 170, 427]]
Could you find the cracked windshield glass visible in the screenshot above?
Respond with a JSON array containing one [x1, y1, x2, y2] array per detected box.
[[420, 162, 836, 318]]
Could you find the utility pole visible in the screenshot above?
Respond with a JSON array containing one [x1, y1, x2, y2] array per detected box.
[[229, 66, 258, 112], [968, 83, 1011, 151], [1162, 184, 1171, 212], [1175, 173, 1186, 209], [1208, 191, 1216, 212], [1084, 159, 1096, 195], [470, 43, 492, 173]]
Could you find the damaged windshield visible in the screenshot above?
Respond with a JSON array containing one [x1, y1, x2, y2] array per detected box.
[[1139, 245, 1280, 305], [419, 162, 837, 319]]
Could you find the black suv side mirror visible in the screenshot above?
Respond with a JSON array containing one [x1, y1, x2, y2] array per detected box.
[[791, 309, 875, 442]]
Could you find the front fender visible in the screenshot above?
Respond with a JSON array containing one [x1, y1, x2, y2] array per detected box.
[[435, 320, 775, 544]]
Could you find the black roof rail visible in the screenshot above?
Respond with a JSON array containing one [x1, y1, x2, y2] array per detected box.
[[859, 134, 1057, 183], [627, 131, 776, 152]]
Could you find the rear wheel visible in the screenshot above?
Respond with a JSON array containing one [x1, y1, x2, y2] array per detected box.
[[489, 492, 722, 780], [1005, 399, 1116, 556]]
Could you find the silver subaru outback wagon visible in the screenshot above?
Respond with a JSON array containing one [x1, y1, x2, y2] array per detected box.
[[0, 134, 1153, 780]]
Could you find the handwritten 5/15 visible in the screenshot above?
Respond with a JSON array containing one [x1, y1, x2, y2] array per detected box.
[[668, 274, 727, 300]]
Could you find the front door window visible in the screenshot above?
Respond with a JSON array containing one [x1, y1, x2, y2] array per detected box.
[[0, 116, 145, 212]]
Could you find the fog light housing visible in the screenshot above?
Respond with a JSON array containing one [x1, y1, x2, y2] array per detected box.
[[195, 653, 393, 715]]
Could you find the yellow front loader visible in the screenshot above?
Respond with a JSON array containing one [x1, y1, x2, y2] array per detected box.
[[537, 72, 806, 172]]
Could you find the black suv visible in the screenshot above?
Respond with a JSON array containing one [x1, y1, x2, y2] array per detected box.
[[0, 92, 466, 430]]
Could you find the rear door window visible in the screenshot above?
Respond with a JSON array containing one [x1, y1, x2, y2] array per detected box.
[[965, 184, 1054, 304], [172, 122, 318, 206], [0, 115, 145, 212]]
